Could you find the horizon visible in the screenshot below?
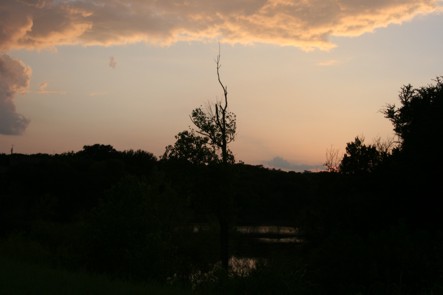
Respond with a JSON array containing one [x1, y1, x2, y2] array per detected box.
[[1, 0, 442, 172]]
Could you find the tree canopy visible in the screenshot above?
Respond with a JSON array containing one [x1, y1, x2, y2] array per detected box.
[[339, 136, 382, 175], [383, 76, 443, 172], [162, 130, 218, 165]]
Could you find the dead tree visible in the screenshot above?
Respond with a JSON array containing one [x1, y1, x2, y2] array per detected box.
[[190, 45, 236, 270]]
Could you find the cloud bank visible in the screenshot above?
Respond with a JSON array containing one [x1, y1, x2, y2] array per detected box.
[[0, 0, 438, 51], [0, 54, 31, 135], [264, 156, 324, 172]]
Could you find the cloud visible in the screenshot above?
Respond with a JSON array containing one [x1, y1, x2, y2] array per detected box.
[[0, 0, 438, 135], [108, 56, 116, 69], [0, 54, 31, 135], [264, 156, 325, 172], [0, 0, 439, 51], [38, 81, 48, 92], [36, 81, 66, 94]]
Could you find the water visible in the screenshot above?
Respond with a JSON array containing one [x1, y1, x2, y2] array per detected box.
[[181, 225, 303, 289], [236, 225, 298, 235], [235, 225, 302, 244]]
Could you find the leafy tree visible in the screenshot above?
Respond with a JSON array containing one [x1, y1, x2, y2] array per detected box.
[[382, 77, 443, 227], [162, 130, 218, 165], [77, 144, 117, 160], [339, 136, 383, 174], [383, 76, 443, 172]]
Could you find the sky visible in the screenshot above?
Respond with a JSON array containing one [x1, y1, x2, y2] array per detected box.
[[1, 0, 443, 171]]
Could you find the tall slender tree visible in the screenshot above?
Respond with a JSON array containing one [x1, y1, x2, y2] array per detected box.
[[163, 45, 236, 269], [192, 45, 236, 270], [190, 46, 236, 165]]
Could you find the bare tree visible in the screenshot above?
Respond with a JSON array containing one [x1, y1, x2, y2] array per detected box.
[[373, 136, 396, 156], [324, 145, 340, 172]]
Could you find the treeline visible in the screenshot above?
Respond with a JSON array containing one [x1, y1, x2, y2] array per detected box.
[[0, 146, 311, 230], [0, 77, 442, 293]]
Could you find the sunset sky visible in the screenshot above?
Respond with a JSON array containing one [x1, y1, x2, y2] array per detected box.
[[1, 0, 442, 171]]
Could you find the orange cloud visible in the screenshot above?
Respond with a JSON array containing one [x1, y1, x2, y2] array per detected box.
[[0, 0, 439, 51]]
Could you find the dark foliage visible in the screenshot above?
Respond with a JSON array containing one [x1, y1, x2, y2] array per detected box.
[[162, 130, 219, 165], [339, 136, 384, 175]]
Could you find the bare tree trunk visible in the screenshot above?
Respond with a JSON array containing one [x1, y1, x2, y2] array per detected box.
[[188, 45, 235, 271], [216, 46, 230, 270]]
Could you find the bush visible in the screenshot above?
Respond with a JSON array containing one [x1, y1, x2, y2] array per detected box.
[[78, 174, 191, 280]]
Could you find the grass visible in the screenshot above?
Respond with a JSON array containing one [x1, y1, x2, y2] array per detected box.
[[0, 253, 190, 295]]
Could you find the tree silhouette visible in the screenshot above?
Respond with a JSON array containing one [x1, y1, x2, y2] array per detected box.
[[163, 47, 236, 166], [77, 144, 117, 160], [339, 136, 383, 174], [191, 46, 236, 270], [162, 130, 218, 165], [383, 76, 443, 172], [382, 77, 443, 227], [190, 46, 236, 165], [324, 145, 340, 172], [162, 46, 236, 270]]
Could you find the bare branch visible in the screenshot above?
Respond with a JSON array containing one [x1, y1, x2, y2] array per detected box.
[[216, 43, 228, 111], [324, 145, 341, 172]]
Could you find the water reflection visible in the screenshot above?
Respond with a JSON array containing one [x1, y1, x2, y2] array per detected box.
[[235, 225, 302, 244], [256, 237, 303, 243], [192, 224, 301, 243], [188, 226, 302, 289], [229, 256, 258, 277], [189, 256, 259, 290], [236, 225, 298, 235]]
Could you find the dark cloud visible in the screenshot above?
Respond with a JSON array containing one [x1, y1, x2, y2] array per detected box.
[[264, 156, 324, 172], [0, 0, 438, 51], [0, 54, 31, 135], [0, 0, 92, 51]]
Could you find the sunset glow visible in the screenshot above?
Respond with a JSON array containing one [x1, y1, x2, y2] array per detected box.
[[1, 0, 442, 171]]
